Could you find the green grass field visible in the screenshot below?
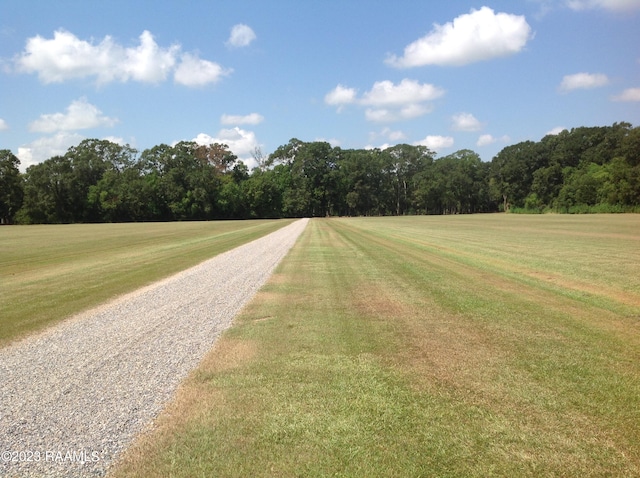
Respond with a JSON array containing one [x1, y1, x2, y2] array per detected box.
[[0, 219, 293, 345], [112, 214, 640, 477]]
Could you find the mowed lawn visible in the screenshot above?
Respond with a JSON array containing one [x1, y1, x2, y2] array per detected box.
[[0, 219, 293, 345], [114, 214, 640, 477]]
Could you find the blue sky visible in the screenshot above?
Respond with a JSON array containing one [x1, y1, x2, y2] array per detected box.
[[1, 0, 639, 171]]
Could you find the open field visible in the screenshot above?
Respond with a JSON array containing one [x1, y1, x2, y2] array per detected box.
[[113, 214, 640, 477], [0, 219, 293, 345]]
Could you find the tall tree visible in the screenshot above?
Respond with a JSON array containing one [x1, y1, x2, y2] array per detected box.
[[336, 149, 386, 216], [381, 144, 434, 215], [490, 141, 541, 210], [20, 156, 75, 223], [0, 150, 24, 224]]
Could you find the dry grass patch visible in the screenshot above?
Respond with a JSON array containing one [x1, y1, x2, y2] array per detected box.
[[197, 338, 258, 374]]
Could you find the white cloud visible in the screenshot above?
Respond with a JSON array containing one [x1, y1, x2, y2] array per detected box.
[[0, 118, 8, 131], [174, 53, 230, 86], [546, 126, 567, 135], [193, 127, 260, 167], [221, 113, 264, 125], [28, 97, 118, 133], [477, 134, 496, 146], [326, 79, 443, 123], [14, 29, 228, 87], [476, 134, 510, 146], [15, 29, 110, 83], [611, 87, 640, 102], [386, 7, 533, 68], [414, 135, 454, 152], [531, 0, 640, 15], [17, 132, 85, 170], [365, 104, 433, 123], [361, 79, 444, 105], [384, 128, 407, 142], [324, 84, 357, 107], [566, 0, 640, 11], [122, 30, 178, 83], [226, 24, 256, 47], [452, 112, 482, 131], [326, 79, 443, 107], [559, 72, 609, 91]]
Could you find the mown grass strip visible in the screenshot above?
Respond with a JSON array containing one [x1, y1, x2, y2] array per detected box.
[[114, 215, 640, 477], [0, 219, 293, 345]]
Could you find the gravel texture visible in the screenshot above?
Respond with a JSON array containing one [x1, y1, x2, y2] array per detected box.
[[0, 218, 308, 477]]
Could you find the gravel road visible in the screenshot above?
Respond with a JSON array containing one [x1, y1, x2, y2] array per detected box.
[[0, 218, 308, 477]]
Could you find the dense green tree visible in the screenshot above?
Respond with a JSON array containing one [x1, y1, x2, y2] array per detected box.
[[490, 141, 542, 210], [243, 165, 289, 218], [381, 144, 435, 215], [9, 121, 639, 222], [0, 150, 24, 224], [272, 139, 338, 216], [490, 123, 639, 212], [338, 149, 386, 216], [64, 139, 138, 221], [87, 167, 150, 222], [20, 156, 75, 223]]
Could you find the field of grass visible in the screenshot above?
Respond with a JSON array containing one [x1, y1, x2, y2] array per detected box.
[[113, 214, 640, 477], [0, 219, 293, 345]]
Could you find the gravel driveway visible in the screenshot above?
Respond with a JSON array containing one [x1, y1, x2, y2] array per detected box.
[[0, 218, 308, 477]]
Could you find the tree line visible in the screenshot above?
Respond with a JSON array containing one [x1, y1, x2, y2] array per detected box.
[[1, 122, 638, 224]]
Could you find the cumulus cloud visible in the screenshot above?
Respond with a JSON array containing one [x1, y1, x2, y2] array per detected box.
[[360, 79, 444, 105], [414, 135, 454, 152], [221, 113, 264, 125], [324, 84, 358, 107], [193, 127, 260, 166], [226, 24, 256, 47], [559, 72, 609, 91], [325, 79, 444, 123], [14, 29, 228, 87], [0, 118, 8, 131], [174, 53, 231, 86], [326, 79, 443, 107], [611, 87, 640, 102], [476, 134, 496, 146], [452, 112, 483, 131], [28, 97, 117, 133], [386, 7, 533, 68], [365, 104, 433, 123], [566, 0, 640, 11], [121, 30, 178, 83], [476, 134, 510, 146]]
